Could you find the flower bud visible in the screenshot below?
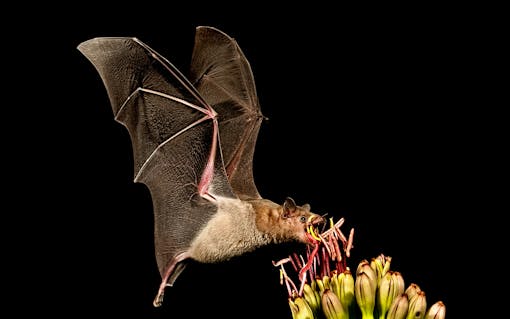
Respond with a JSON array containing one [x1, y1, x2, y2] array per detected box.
[[338, 269, 355, 311], [288, 298, 299, 318], [376, 271, 404, 319], [303, 283, 321, 316], [387, 294, 409, 319], [356, 260, 377, 291], [311, 278, 318, 292], [377, 271, 393, 318], [323, 275, 331, 291], [405, 283, 421, 300], [392, 272, 405, 298], [370, 254, 392, 286], [330, 272, 341, 299], [370, 258, 383, 285], [425, 301, 445, 319], [316, 277, 328, 294], [407, 291, 427, 319], [322, 289, 348, 319], [355, 270, 377, 318], [289, 296, 315, 319]]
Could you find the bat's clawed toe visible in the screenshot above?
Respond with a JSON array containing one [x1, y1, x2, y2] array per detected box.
[[153, 292, 164, 308]]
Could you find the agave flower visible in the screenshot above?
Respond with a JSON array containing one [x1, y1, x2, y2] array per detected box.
[[273, 218, 445, 319]]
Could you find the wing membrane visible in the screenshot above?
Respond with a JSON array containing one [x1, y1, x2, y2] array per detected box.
[[190, 26, 264, 199], [78, 37, 234, 280]]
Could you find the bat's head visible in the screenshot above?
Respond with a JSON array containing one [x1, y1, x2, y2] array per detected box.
[[279, 197, 325, 244]]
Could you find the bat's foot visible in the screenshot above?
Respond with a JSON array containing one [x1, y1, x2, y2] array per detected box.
[[152, 253, 190, 307], [153, 291, 164, 307]]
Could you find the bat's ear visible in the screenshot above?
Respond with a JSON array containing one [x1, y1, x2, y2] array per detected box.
[[283, 197, 297, 218], [301, 203, 311, 212]]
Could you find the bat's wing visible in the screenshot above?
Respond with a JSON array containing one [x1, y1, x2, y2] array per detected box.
[[78, 37, 237, 299], [190, 26, 264, 200]]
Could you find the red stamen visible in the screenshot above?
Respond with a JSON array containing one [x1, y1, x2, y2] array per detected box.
[[298, 243, 319, 281], [346, 228, 354, 257]]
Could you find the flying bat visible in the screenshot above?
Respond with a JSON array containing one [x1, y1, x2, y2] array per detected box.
[[78, 26, 324, 307]]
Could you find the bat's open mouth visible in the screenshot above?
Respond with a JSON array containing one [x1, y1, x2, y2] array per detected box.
[[305, 215, 326, 242]]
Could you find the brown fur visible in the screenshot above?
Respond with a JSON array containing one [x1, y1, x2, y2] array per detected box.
[[251, 198, 318, 243], [189, 196, 321, 263]]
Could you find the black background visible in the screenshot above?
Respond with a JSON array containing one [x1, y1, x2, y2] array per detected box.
[[8, 4, 499, 319]]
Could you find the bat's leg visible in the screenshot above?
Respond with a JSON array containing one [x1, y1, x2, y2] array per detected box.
[[153, 252, 190, 307]]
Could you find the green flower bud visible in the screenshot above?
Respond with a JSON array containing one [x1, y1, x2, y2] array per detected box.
[[377, 271, 393, 319], [330, 272, 341, 299], [316, 277, 329, 294], [338, 269, 355, 311], [425, 301, 445, 319], [311, 278, 317, 292], [323, 275, 331, 290], [375, 271, 404, 319], [370, 254, 392, 286], [289, 296, 315, 319], [322, 289, 348, 319], [355, 270, 377, 319], [289, 299, 298, 318], [407, 291, 427, 319], [303, 283, 321, 317], [387, 294, 409, 319]]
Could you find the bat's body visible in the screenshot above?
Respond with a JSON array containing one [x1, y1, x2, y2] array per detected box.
[[190, 197, 317, 263], [78, 26, 323, 307]]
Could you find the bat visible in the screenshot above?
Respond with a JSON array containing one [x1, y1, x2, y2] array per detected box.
[[78, 26, 324, 307]]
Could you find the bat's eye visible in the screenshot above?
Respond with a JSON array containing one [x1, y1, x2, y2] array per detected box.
[[299, 216, 307, 223]]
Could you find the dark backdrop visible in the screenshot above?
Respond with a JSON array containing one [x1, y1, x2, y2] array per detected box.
[[9, 5, 494, 319]]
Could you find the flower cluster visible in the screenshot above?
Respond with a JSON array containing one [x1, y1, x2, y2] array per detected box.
[[274, 218, 445, 319]]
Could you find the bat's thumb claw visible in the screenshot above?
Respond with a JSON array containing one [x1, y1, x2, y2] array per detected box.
[[153, 292, 164, 307]]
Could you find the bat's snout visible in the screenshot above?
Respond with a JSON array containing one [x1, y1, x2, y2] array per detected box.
[[309, 214, 325, 226]]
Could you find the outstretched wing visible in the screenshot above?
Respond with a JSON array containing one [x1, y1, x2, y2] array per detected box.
[[78, 37, 236, 282], [190, 26, 264, 200]]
